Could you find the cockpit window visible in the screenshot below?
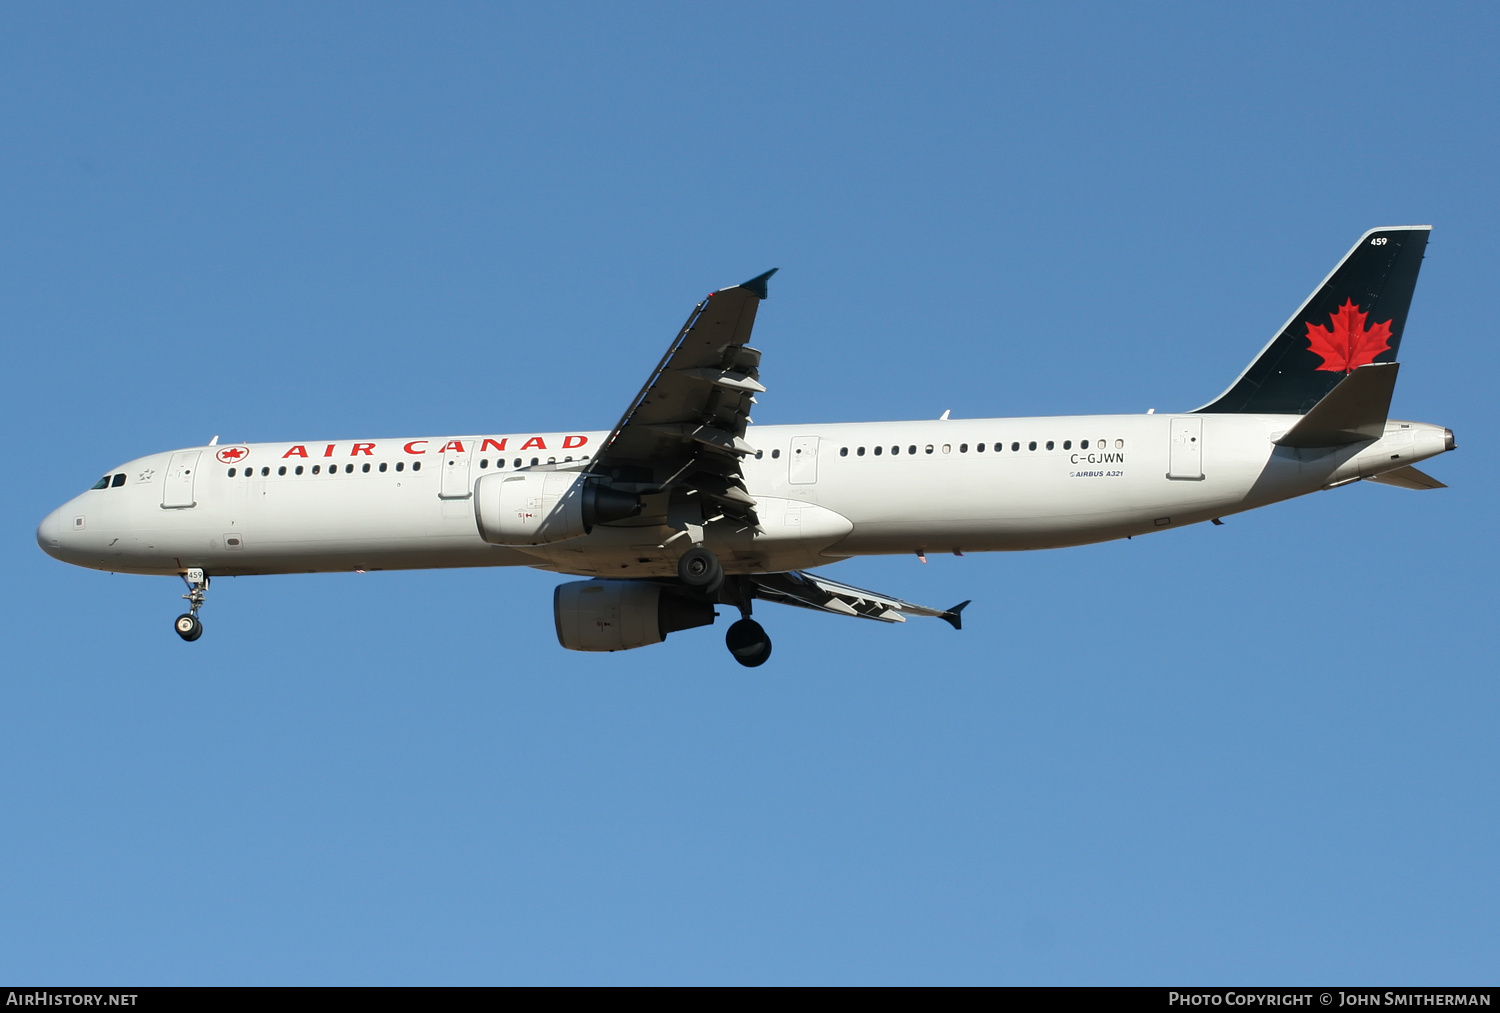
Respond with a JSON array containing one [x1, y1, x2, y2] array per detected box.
[[91, 476, 110, 490], [111, 474, 127, 488]]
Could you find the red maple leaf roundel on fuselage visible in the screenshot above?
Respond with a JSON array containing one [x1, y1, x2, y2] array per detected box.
[[1304, 298, 1394, 373]]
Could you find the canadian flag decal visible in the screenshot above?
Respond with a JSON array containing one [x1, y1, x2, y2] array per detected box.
[[1305, 299, 1394, 373]]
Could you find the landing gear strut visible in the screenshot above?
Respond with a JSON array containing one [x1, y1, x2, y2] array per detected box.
[[175, 567, 208, 642], [677, 546, 724, 595]]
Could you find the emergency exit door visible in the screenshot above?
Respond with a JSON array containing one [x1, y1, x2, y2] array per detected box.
[[162, 451, 201, 508], [439, 443, 474, 499], [789, 436, 820, 484], [1167, 418, 1204, 480]]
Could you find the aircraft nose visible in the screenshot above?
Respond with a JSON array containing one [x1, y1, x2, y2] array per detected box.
[[36, 505, 67, 559]]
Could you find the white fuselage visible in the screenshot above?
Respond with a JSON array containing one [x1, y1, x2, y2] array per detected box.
[[37, 413, 1451, 579]]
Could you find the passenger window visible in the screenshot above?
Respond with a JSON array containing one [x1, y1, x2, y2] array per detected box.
[[925, 445, 934, 454], [529, 457, 538, 466], [908, 445, 916, 455], [312, 465, 320, 474], [261, 467, 269, 476], [771, 449, 780, 459], [295, 465, 304, 475], [942, 444, 951, 454], [1063, 441, 1071, 450], [395, 461, 404, 472], [479, 459, 489, 469], [228, 468, 237, 478], [413, 461, 422, 471], [91, 476, 111, 490], [1028, 442, 1037, 451], [874, 446, 883, 456], [1081, 440, 1089, 449], [361, 463, 370, 473], [959, 443, 968, 453], [1011, 442, 1020, 452], [976, 442, 985, 452], [513, 458, 521, 468], [1115, 439, 1124, 448], [888, 446, 896, 455], [1046, 441, 1054, 450], [345, 464, 354, 474], [111, 473, 126, 487], [857, 447, 865, 456], [755, 450, 763, 459], [839, 447, 848, 457], [246, 468, 253, 478], [279, 466, 287, 476], [379, 462, 387, 472]]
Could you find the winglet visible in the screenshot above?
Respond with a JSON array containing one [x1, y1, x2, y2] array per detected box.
[[940, 600, 971, 631], [738, 268, 778, 300]]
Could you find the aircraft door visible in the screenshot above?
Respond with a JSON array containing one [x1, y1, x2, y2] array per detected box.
[[162, 451, 201, 508], [789, 436, 820, 485], [1167, 418, 1204, 480], [439, 442, 474, 499]]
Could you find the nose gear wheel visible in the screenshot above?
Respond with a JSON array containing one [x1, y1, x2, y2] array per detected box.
[[175, 614, 203, 641]]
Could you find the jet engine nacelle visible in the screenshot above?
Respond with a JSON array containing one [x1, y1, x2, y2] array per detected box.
[[554, 580, 716, 652], [474, 472, 641, 545]]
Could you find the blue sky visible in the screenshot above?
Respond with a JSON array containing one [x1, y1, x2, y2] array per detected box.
[[2, 2, 1496, 985]]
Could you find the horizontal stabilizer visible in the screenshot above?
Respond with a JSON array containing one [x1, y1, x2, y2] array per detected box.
[[1365, 465, 1447, 490], [1273, 363, 1399, 448]]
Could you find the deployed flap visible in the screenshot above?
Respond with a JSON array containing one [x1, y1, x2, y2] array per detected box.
[[1273, 363, 1399, 448], [1365, 465, 1447, 490], [751, 570, 970, 629], [586, 270, 777, 529]]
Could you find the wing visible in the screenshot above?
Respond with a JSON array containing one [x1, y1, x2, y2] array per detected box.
[[750, 570, 970, 629], [585, 270, 776, 529]]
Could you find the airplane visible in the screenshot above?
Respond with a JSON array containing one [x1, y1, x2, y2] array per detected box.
[[37, 226, 1453, 667]]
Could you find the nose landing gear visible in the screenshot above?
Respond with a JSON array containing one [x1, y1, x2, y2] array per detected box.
[[175, 568, 208, 642]]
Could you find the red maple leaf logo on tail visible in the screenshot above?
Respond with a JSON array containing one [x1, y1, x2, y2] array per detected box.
[[1305, 299, 1393, 372]]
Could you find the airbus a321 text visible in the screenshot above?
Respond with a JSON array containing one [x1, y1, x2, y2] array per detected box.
[[38, 228, 1453, 666]]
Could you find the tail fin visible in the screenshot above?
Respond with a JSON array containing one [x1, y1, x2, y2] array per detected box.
[[1196, 226, 1430, 414]]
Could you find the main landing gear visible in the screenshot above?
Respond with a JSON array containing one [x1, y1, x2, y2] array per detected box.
[[680, 550, 771, 667], [175, 567, 208, 642], [677, 546, 724, 595], [717, 571, 772, 668], [725, 617, 772, 668]]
